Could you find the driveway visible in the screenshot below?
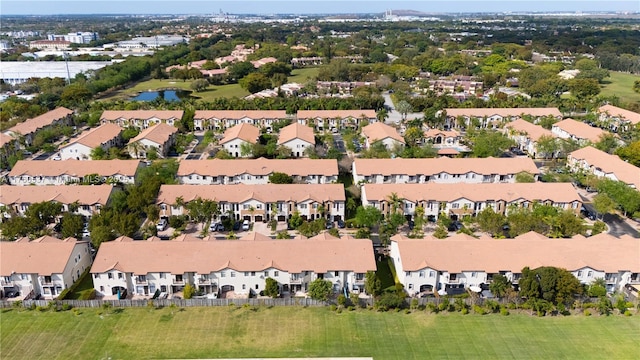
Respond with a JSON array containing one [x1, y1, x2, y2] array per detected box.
[[382, 92, 423, 125], [332, 133, 346, 153], [579, 192, 640, 238]]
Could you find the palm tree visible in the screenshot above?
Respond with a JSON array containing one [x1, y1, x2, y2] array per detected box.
[[387, 192, 404, 215]]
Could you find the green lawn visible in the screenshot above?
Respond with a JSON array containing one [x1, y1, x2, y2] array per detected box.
[[65, 271, 95, 300], [104, 67, 319, 102], [601, 71, 640, 105], [1, 306, 638, 359]]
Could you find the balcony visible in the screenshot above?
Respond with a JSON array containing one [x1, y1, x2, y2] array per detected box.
[[0, 280, 14, 286], [290, 276, 302, 284], [173, 278, 185, 285], [135, 278, 148, 285], [198, 277, 211, 285]]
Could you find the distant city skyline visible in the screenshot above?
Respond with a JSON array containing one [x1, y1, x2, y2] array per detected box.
[[2, 0, 639, 16]]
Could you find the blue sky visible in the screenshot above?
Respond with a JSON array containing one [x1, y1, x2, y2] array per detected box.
[[2, 1, 638, 15]]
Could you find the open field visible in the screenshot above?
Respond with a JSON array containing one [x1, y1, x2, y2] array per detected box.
[[104, 67, 319, 102], [601, 71, 640, 105], [1, 306, 638, 359]]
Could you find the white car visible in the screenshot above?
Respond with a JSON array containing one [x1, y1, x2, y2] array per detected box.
[[242, 219, 250, 231], [156, 218, 168, 231], [52, 153, 61, 161]]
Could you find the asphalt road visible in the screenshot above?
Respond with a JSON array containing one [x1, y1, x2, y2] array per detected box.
[[580, 194, 639, 238]]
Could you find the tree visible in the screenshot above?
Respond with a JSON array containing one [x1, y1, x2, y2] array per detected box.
[[227, 61, 256, 81], [183, 283, 195, 299], [536, 135, 560, 159], [489, 274, 512, 298], [268, 172, 294, 184], [190, 79, 209, 92], [403, 127, 424, 146], [354, 206, 383, 229], [515, 172, 535, 183], [615, 141, 640, 167], [308, 278, 332, 301], [364, 271, 382, 296], [467, 130, 514, 158], [587, 278, 607, 298], [90, 146, 107, 160], [239, 73, 272, 94], [592, 193, 616, 220], [61, 213, 84, 239], [476, 207, 507, 237], [264, 277, 279, 298], [519, 266, 582, 306], [634, 80, 640, 94], [396, 100, 412, 120], [568, 78, 600, 99], [595, 133, 619, 154]]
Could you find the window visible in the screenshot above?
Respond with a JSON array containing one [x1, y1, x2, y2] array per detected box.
[[242, 284, 246, 290], [471, 272, 477, 277], [255, 284, 259, 289], [274, 271, 279, 277], [334, 271, 339, 277], [94, 274, 99, 279], [577, 271, 583, 277], [251, 272, 256, 277], [137, 275, 146, 282], [405, 272, 411, 277], [419, 271, 425, 278], [221, 272, 226, 278], [587, 271, 592, 277], [244, 272, 249, 277], [118, 273, 123, 279], [100, 286, 104, 292], [231, 272, 236, 278], [160, 272, 166, 279], [408, 284, 413, 290], [264, 271, 269, 277], [108, 273, 113, 279], [175, 275, 183, 282], [450, 274, 457, 281]]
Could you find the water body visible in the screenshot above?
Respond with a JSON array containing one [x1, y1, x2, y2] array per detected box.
[[131, 90, 189, 102]]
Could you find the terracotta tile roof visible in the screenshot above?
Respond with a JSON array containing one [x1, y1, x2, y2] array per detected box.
[[363, 182, 580, 203], [277, 123, 315, 145], [219, 123, 260, 145], [177, 158, 338, 177], [0, 184, 115, 206], [9, 159, 141, 178], [424, 129, 460, 138], [296, 110, 377, 119], [444, 107, 562, 118], [91, 234, 376, 274], [598, 105, 640, 125], [157, 184, 346, 204], [7, 107, 73, 135], [0, 132, 15, 147], [100, 110, 183, 121], [354, 157, 540, 177], [392, 231, 640, 273], [251, 57, 278, 68], [569, 146, 640, 189], [194, 110, 287, 120], [553, 119, 607, 143], [362, 122, 405, 144], [63, 123, 122, 149], [0, 236, 87, 276], [505, 118, 553, 141], [128, 123, 177, 146]]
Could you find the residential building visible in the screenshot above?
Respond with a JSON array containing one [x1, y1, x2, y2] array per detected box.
[[443, 107, 562, 129], [127, 123, 178, 159], [597, 104, 640, 132], [100, 110, 183, 129], [551, 118, 608, 144], [59, 123, 123, 160], [504, 118, 554, 158], [389, 232, 640, 296], [28, 40, 71, 50], [567, 146, 640, 189], [156, 184, 346, 222], [277, 123, 315, 157], [193, 110, 288, 131], [177, 158, 338, 185], [0, 236, 93, 300], [361, 182, 581, 220], [8, 159, 142, 185], [423, 129, 462, 148], [4, 107, 73, 147], [361, 122, 405, 149], [352, 157, 540, 185], [0, 184, 115, 218], [296, 110, 377, 132], [91, 232, 375, 298], [48, 32, 99, 44], [219, 123, 260, 158]]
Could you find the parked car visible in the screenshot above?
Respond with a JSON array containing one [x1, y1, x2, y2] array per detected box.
[[82, 224, 90, 238], [51, 153, 61, 161], [242, 219, 250, 231], [447, 221, 462, 232], [326, 220, 333, 229], [586, 187, 597, 193], [337, 219, 345, 229], [208, 222, 218, 232], [156, 218, 168, 231], [408, 220, 415, 230], [232, 221, 241, 231]]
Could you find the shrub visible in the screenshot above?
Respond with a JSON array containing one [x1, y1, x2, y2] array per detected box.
[[336, 307, 342, 314], [584, 309, 592, 316], [61, 303, 72, 311], [427, 303, 439, 313], [484, 299, 500, 313], [183, 284, 196, 299], [36, 306, 47, 312], [347, 306, 355, 311], [404, 309, 411, 314], [12, 300, 22, 308], [329, 304, 337, 312], [473, 305, 486, 315], [461, 308, 469, 315], [410, 298, 419, 310], [624, 310, 632, 316], [438, 298, 451, 312], [72, 308, 82, 316], [375, 292, 406, 311], [500, 308, 510, 316], [337, 294, 347, 307]]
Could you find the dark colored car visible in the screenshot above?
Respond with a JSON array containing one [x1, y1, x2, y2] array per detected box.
[[408, 220, 415, 230], [337, 219, 345, 228], [447, 221, 462, 232], [232, 222, 241, 231]]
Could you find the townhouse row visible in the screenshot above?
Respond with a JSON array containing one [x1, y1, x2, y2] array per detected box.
[[90, 233, 376, 299], [361, 182, 582, 220], [99, 109, 378, 132], [567, 146, 640, 190], [0, 236, 92, 299], [390, 232, 640, 295]]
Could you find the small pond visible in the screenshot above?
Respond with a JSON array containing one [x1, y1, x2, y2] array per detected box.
[[131, 90, 190, 102]]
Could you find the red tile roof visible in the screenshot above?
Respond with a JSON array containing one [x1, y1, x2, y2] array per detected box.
[[177, 158, 338, 177], [354, 157, 540, 177], [219, 123, 260, 145], [0, 236, 87, 276], [0, 184, 115, 206], [7, 107, 73, 136], [157, 184, 345, 204], [8, 159, 141, 178], [277, 123, 315, 145]]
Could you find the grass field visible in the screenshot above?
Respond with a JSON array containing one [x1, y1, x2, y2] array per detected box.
[[106, 67, 319, 102], [1, 306, 637, 359], [601, 71, 640, 105]]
